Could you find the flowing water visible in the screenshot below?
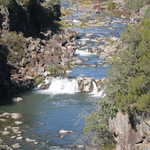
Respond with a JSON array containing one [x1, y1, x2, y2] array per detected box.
[[0, 0, 127, 149]]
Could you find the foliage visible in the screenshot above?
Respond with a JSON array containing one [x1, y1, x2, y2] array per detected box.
[[33, 76, 44, 86], [0, 0, 10, 6], [144, 6, 150, 18], [125, 0, 150, 12], [0, 0, 30, 6], [84, 99, 116, 147], [85, 9, 150, 149], [61, 8, 73, 17], [48, 65, 67, 76], [107, 0, 116, 11], [43, 0, 60, 6], [0, 32, 26, 64], [108, 15, 150, 113], [107, 18, 150, 113]]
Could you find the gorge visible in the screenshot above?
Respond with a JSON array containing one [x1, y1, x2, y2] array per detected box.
[[0, 0, 150, 150]]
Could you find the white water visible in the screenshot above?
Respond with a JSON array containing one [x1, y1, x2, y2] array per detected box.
[[38, 78, 79, 94], [75, 49, 94, 56], [90, 81, 105, 97], [38, 77, 104, 97]]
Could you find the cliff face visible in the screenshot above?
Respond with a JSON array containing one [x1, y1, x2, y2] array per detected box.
[[109, 112, 150, 150], [0, 0, 61, 35], [0, 0, 77, 104]]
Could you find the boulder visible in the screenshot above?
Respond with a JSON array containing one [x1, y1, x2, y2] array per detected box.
[[12, 143, 21, 149], [77, 77, 104, 93], [58, 129, 73, 134], [11, 113, 22, 119], [12, 97, 24, 103]]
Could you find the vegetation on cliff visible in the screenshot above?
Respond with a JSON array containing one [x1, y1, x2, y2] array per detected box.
[[125, 0, 150, 12]]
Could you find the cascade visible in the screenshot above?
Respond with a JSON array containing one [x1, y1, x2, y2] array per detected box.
[[90, 81, 104, 97], [39, 77, 79, 94]]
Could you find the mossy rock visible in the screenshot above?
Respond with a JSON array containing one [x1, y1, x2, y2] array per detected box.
[[33, 76, 44, 86]]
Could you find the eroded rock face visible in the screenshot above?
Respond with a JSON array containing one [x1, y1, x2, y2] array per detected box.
[[0, 0, 77, 103], [77, 77, 105, 93], [109, 112, 150, 150], [0, 0, 61, 35]]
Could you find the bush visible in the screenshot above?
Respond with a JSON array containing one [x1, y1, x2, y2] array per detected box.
[[0, 32, 26, 65], [0, 0, 10, 6], [48, 65, 67, 76], [84, 100, 117, 147], [125, 0, 150, 12], [85, 10, 150, 148], [33, 76, 44, 86], [109, 18, 150, 113], [107, 0, 116, 11], [144, 6, 150, 18]]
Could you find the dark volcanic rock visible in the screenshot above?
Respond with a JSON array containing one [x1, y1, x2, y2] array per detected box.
[[0, 44, 12, 104], [0, 0, 61, 35]]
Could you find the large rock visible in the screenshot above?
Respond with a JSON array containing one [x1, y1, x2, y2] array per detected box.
[[109, 112, 150, 150], [77, 77, 104, 93]]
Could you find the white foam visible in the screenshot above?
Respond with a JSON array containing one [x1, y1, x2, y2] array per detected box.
[[75, 49, 92, 56], [72, 19, 80, 23], [38, 78, 79, 95], [90, 81, 105, 97], [79, 38, 90, 42]]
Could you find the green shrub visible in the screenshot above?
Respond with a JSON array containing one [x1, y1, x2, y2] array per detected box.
[[84, 100, 117, 147], [112, 18, 150, 113], [0, 32, 26, 65], [144, 6, 150, 18], [0, 0, 29, 6], [0, 0, 10, 6], [48, 65, 67, 76], [85, 10, 150, 148], [33, 76, 44, 86], [125, 0, 150, 12], [107, 0, 116, 10]]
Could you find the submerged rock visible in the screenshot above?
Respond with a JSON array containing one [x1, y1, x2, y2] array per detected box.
[[12, 97, 24, 103], [25, 138, 36, 143], [11, 113, 22, 120], [0, 144, 13, 150], [12, 143, 21, 149], [14, 121, 23, 125], [16, 136, 23, 140], [58, 129, 73, 134]]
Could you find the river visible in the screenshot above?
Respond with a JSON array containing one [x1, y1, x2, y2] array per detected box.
[[0, 0, 127, 149]]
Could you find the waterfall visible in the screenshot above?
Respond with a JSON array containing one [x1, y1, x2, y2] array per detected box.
[[38, 78, 79, 94], [90, 81, 104, 97], [38, 77, 104, 97]]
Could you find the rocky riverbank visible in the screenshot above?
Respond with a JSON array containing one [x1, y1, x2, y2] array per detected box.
[[0, 112, 41, 149], [0, 0, 79, 104], [0, 0, 149, 150]]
